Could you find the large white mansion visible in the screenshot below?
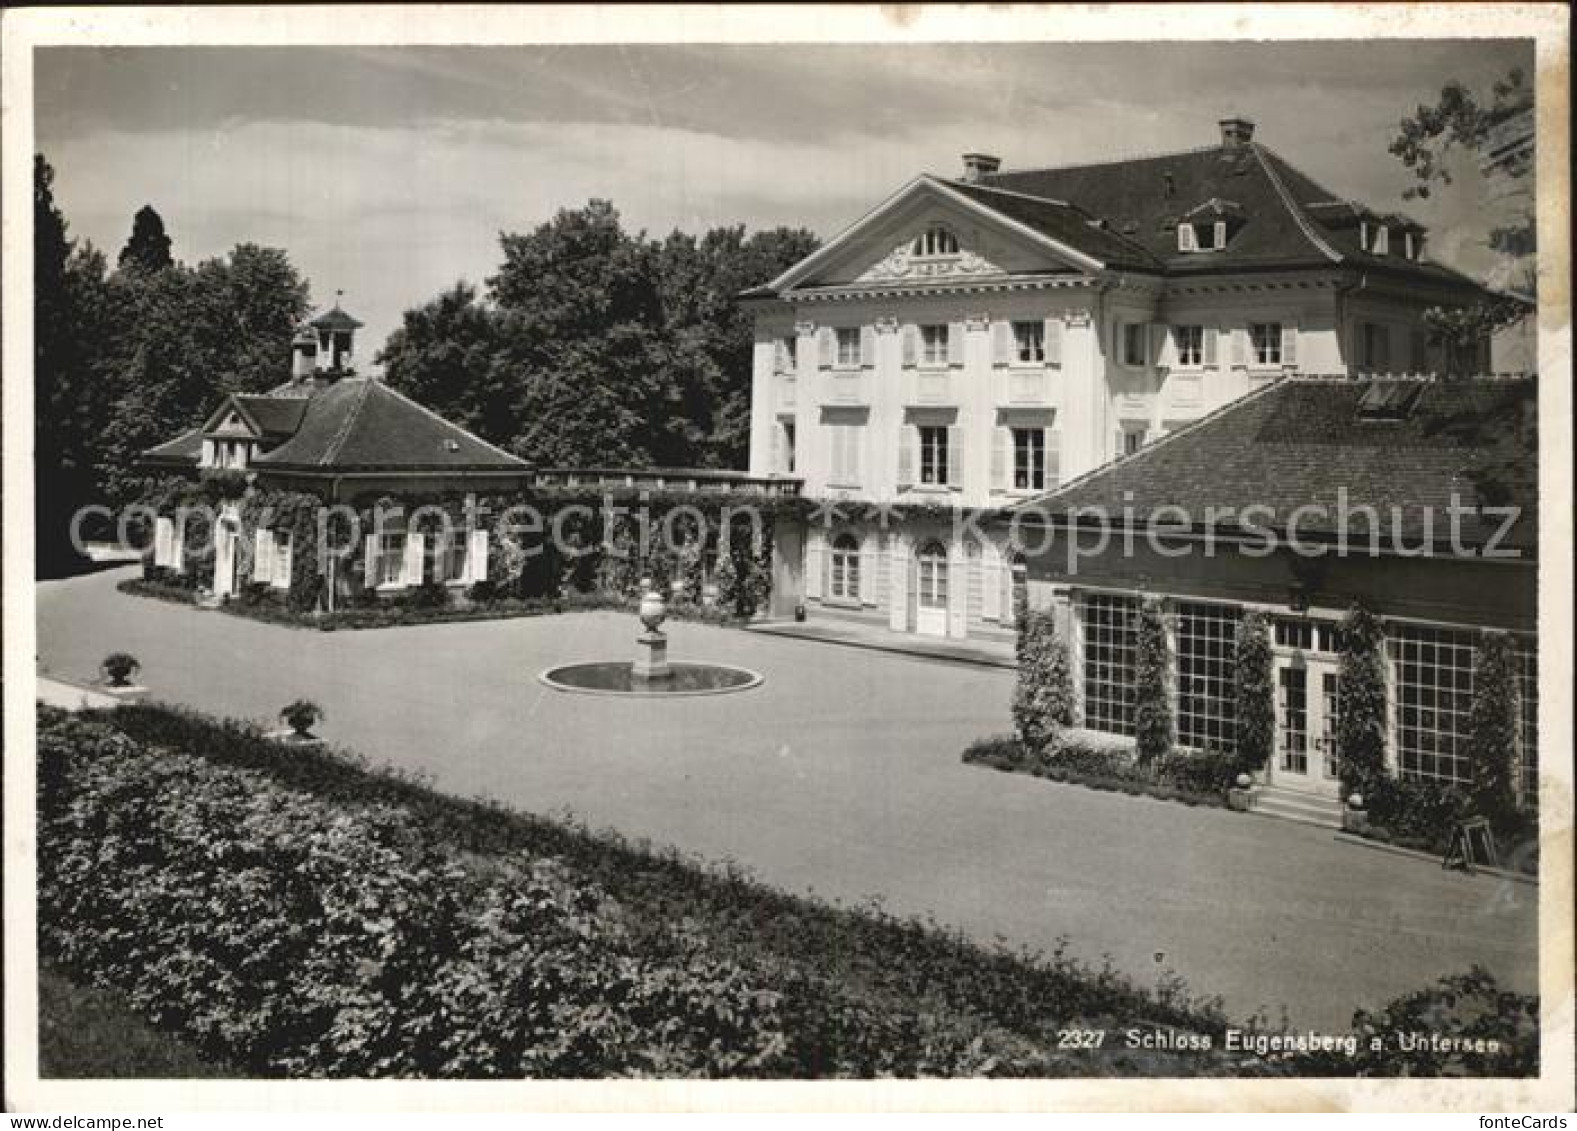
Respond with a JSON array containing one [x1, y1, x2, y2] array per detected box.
[[745, 118, 1501, 642]]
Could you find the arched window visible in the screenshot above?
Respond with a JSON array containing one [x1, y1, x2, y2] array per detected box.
[[912, 225, 959, 258], [829, 533, 861, 601], [916, 540, 949, 609]]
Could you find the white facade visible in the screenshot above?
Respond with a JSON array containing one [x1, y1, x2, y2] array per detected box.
[[746, 179, 1469, 641]]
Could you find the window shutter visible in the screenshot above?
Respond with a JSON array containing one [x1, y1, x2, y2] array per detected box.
[[1281, 324, 1298, 367], [1178, 223, 1196, 252], [404, 532, 424, 587], [1045, 429, 1062, 490], [364, 535, 378, 588], [770, 425, 783, 475], [946, 322, 965, 367], [887, 540, 910, 632], [947, 547, 968, 638], [858, 535, 875, 606], [947, 425, 965, 488], [1148, 323, 1165, 367], [277, 533, 293, 590], [860, 325, 877, 368], [1114, 429, 1126, 460], [1044, 318, 1062, 368], [1203, 327, 1219, 367], [901, 325, 918, 368], [992, 321, 1012, 366], [818, 327, 834, 368], [1214, 220, 1227, 249], [991, 426, 1008, 491], [804, 538, 824, 600], [1229, 326, 1246, 367], [155, 518, 172, 567], [982, 540, 1003, 621], [846, 425, 862, 487], [1410, 328, 1428, 373], [468, 529, 489, 584], [254, 530, 272, 585], [897, 425, 915, 488]]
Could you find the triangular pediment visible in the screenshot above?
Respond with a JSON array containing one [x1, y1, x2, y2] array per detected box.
[[769, 176, 1103, 293], [201, 397, 263, 439]]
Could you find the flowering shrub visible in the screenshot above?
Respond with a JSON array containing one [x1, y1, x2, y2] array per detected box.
[[963, 735, 1235, 809]]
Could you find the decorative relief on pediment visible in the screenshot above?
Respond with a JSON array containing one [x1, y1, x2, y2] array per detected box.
[[794, 320, 818, 336], [855, 237, 1006, 284], [874, 316, 900, 334]]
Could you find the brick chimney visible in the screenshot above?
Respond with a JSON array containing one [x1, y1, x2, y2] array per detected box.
[[961, 153, 1002, 183], [1218, 118, 1256, 149]]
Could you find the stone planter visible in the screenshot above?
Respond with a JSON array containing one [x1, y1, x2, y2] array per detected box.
[[1227, 787, 1255, 812], [101, 684, 150, 703], [1342, 806, 1369, 834]]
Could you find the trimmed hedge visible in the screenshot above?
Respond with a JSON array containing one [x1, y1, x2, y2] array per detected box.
[[40, 705, 1256, 1078], [963, 734, 1238, 810]]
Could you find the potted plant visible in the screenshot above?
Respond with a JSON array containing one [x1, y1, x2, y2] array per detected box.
[[99, 652, 148, 700], [1342, 791, 1369, 834], [1227, 771, 1255, 812], [278, 699, 324, 744]]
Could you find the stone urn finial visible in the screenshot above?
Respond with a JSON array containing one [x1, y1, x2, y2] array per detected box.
[[638, 577, 668, 635]]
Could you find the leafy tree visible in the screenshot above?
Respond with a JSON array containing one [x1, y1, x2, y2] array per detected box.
[[1233, 611, 1275, 775], [98, 244, 310, 502], [1336, 602, 1389, 799], [377, 283, 506, 441], [35, 156, 121, 575], [1133, 599, 1173, 767], [379, 206, 819, 471], [118, 205, 174, 275], [1390, 69, 1535, 362], [1011, 600, 1075, 754], [1466, 630, 1522, 825]]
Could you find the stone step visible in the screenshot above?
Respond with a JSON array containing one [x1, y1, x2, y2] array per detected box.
[[1252, 788, 1344, 829]]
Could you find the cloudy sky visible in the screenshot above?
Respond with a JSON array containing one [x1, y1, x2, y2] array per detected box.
[[35, 39, 1532, 360]]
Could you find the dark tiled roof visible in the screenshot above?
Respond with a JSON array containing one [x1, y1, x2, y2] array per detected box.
[[142, 427, 205, 466], [230, 394, 309, 437], [944, 181, 1162, 271], [957, 143, 1490, 288], [309, 306, 364, 331], [1020, 376, 1537, 554], [253, 378, 527, 472]]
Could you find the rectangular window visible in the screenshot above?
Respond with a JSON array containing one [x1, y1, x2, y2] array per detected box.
[[1012, 321, 1045, 364], [1373, 226, 1390, 255], [1121, 428, 1145, 457], [835, 328, 860, 367], [1519, 642, 1538, 804], [1177, 602, 1241, 752], [920, 324, 949, 367], [919, 424, 949, 485], [1250, 323, 1283, 366], [1081, 593, 1139, 737], [829, 422, 862, 487], [273, 531, 292, 589], [1012, 428, 1045, 491], [377, 531, 407, 588], [1360, 322, 1391, 372], [1390, 624, 1476, 787], [776, 337, 796, 373], [781, 421, 796, 474], [443, 529, 469, 583], [1174, 325, 1204, 367], [1122, 322, 1147, 367]]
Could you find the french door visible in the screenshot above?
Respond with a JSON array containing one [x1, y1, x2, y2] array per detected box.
[[914, 541, 949, 637], [1274, 657, 1341, 795]]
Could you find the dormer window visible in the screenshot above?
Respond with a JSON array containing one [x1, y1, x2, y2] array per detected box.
[[1373, 226, 1390, 255], [1404, 231, 1420, 260], [1177, 219, 1229, 252], [912, 225, 959, 258]]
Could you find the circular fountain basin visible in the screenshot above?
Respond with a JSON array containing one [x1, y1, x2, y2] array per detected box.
[[539, 661, 763, 697]]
